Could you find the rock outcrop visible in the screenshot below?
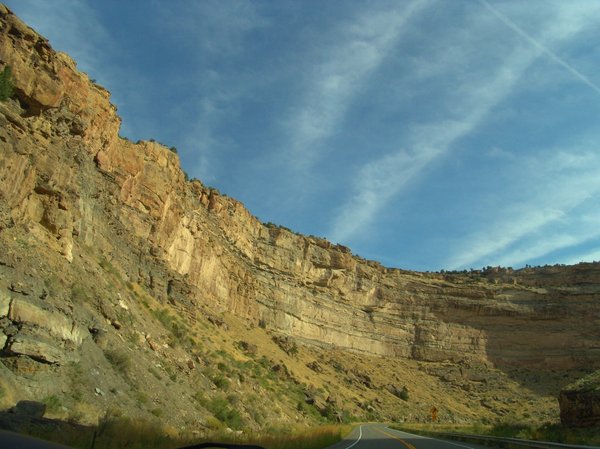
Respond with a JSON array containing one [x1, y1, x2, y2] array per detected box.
[[559, 370, 600, 427]]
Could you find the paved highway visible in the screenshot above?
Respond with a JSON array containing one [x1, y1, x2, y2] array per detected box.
[[327, 424, 491, 449]]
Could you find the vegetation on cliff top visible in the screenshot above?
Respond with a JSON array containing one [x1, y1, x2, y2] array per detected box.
[[564, 369, 600, 392]]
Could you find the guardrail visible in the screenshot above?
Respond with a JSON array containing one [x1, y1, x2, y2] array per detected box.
[[412, 430, 599, 449]]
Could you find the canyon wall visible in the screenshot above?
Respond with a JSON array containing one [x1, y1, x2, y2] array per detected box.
[[1, 3, 599, 378]]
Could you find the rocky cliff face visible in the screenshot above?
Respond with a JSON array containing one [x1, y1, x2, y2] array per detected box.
[[1, 0, 599, 374], [0, 4, 598, 430]]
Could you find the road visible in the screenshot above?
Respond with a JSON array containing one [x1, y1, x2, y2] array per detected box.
[[327, 424, 491, 449]]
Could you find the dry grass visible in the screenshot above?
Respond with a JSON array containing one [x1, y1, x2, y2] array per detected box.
[[22, 417, 351, 449], [202, 424, 351, 449]]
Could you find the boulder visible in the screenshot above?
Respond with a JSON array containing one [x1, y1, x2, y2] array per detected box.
[[306, 361, 323, 373], [387, 384, 409, 401], [9, 334, 67, 364], [272, 335, 298, 356], [351, 370, 374, 389]]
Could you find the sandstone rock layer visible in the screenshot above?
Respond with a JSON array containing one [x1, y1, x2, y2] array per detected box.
[[0, 3, 599, 382]]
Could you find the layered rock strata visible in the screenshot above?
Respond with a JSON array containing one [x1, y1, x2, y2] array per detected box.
[[0, 4, 599, 374]]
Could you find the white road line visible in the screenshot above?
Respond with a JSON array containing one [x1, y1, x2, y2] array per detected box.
[[343, 425, 363, 449]]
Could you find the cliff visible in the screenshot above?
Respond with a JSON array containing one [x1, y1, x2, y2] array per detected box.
[[0, 4, 598, 431]]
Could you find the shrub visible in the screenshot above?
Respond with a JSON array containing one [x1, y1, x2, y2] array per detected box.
[[217, 362, 229, 373], [43, 395, 62, 414], [105, 349, 131, 375], [147, 366, 162, 380], [0, 66, 14, 101], [399, 386, 409, 401], [212, 374, 230, 390], [206, 397, 244, 430], [134, 392, 149, 406], [70, 282, 88, 303]]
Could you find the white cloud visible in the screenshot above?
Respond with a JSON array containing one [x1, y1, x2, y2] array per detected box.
[[329, 25, 542, 242], [329, 148, 436, 241], [445, 208, 566, 270], [329, 1, 600, 250], [563, 248, 600, 266], [445, 150, 600, 269], [154, 1, 269, 182], [158, 0, 268, 57], [283, 0, 429, 170]]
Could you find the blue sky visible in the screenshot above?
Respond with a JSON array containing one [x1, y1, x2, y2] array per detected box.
[[8, 0, 600, 271]]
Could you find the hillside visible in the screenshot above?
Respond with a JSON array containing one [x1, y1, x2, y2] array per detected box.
[[0, 4, 598, 434]]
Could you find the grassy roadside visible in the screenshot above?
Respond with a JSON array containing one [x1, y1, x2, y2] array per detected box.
[[19, 417, 352, 449], [203, 424, 353, 449], [391, 422, 600, 446]]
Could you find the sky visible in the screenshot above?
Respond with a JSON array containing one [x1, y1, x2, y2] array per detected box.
[[7, 0, 600, 272]]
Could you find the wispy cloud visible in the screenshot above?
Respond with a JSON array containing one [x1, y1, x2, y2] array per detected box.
[[330, 23, 541, 241], [158, 0, 268, 57], [283, 0, 429, 170], [446, 150, 600, 269], [329, 1, 600, 250], [564, 248, 600, 266], [155, 1, 269, 182]]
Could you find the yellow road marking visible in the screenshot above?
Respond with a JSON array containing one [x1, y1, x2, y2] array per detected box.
[[377, 428, 418, 449]]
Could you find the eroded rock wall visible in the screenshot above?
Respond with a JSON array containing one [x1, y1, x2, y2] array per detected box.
[[0, 4, 599, 376]]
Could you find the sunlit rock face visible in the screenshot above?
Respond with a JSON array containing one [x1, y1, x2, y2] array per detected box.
[[1, 3, 600, 374]]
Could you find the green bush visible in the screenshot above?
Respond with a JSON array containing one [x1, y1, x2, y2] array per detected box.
[[212, 374, 230, 390], [70, 282, 89, 303], [150, 408, 163, 418], [105, 349, 131, 375], [206, 397, 244, 430], [43, 395, 62, 414], [399, 386, 409, 401], [0, 66, 14, 101]]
